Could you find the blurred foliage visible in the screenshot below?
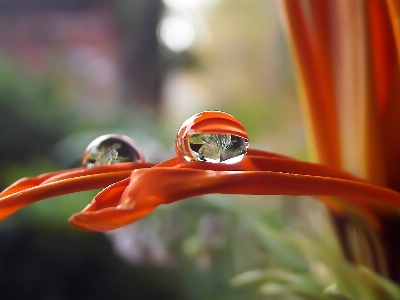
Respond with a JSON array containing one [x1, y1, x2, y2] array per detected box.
[[220, 198, 400, 300], [0, 60, 71, 164]]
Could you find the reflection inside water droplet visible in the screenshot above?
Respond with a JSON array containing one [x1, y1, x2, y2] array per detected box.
[[175, 111, 249, 164], [82, 134, 144, 168], [189, 133, 248, 164]]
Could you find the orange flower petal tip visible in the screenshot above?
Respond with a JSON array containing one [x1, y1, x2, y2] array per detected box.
[[0, 168, 78, 197], [0, 170, 133, 221], [0, 162, 153, 197], [69, 207, 154, 231]]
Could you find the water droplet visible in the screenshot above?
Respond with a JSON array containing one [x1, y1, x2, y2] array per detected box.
[[175, 111, 249, 164], [82, 134, 145, 168]]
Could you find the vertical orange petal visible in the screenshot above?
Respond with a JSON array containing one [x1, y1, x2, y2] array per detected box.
[[280, 0, 341, 168], [332, 0, 367, 178], [383, 70, 400, 192], [329, 0, 387, 184], [383, 0, 400, 192], [367, 0, 398, 116], [387, 0, 400, 63], [363, 0, 400, 186]]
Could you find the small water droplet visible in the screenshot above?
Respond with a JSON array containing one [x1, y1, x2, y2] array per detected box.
[[82, 134, 145, 168], [175, 111, 249, 164]]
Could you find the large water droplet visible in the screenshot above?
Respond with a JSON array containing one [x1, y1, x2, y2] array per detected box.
[[82, 134, 145, 168], [175, 111, 249, 164]]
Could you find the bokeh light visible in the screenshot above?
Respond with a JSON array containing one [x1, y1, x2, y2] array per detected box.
[[158, 15, 196, 52]]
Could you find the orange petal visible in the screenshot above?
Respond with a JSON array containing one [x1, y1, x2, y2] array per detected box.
[[280, 0, 341, 167], [41, 163, 154, 184], [69, 206, 154, 231], [69, 177, 154, 231], [0, 171, 132, 220], [68, 165, 400, 231], [68, 151, 372, 231], [80, 178, 130, 212], [0, 168, 81, 197], [0, 163, 155, 219], [140, 168, 400, 209], [176, 155, 363, 183], [387, 0, 400, 63], [0, 163, 154, 197]]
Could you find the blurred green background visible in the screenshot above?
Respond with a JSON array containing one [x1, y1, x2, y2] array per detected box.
[[2, 1, 393, 300]]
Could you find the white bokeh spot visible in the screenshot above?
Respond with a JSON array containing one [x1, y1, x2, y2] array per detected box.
[[158, 16, 195, 52]]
